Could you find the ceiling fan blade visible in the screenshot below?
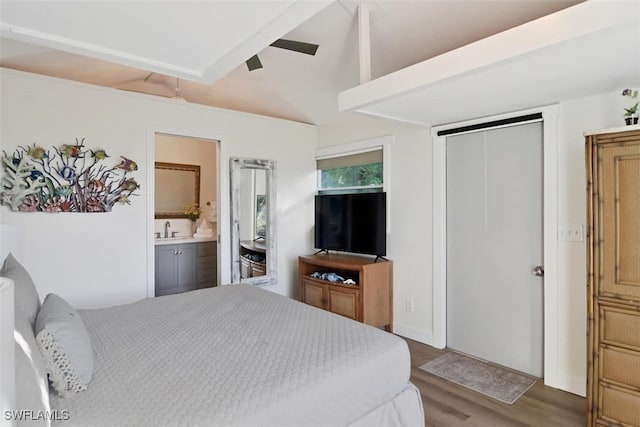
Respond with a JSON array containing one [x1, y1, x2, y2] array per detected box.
[[270, 39, 319, 56], [246, 55, 263, 71]]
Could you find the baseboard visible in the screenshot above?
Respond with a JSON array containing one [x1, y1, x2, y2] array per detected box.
[[393, 323, 442, 348], [545, 371, 586, 397]]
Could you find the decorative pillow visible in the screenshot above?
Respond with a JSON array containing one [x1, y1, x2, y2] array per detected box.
[[1, 253, 41, 328], [35, 293, 94, 397]]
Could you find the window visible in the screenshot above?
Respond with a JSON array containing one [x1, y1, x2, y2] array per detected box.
[[317, 148, 383, 193], [316, 136, 391, 232]]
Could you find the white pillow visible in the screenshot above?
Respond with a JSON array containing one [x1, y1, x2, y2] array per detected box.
[[35, 293, 93, 397], [1, 253, 41, 328]]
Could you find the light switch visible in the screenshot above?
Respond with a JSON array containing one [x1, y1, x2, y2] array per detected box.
[[558, 224, 583, 242]]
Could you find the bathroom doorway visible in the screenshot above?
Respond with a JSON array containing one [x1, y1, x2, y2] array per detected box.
[[149, 131, 220, 297]]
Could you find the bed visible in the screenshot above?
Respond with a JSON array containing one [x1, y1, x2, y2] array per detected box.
[[4, 254, 424, 426]]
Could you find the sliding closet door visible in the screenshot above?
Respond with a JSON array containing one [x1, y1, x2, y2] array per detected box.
[[446, 122, 543, 377]]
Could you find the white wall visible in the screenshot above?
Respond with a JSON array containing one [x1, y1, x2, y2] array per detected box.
[[318, 117, 434, 340], [0, 69, 317, 308], [318, 89, 632, 395]]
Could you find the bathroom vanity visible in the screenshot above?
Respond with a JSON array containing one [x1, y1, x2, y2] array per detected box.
[[155, 238, 217, 296]]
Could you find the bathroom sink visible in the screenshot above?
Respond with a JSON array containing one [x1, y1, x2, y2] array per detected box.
[[154, 236, 191, 245], [154, 236, 215, 245]]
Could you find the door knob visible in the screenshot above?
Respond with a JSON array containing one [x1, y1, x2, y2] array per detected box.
[[533, 265, 544, 277]]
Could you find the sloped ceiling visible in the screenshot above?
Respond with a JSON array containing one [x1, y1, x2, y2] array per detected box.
[[0, 0, 332, 83], [340, 0, 640, 126], [0, 0, 592, 125]]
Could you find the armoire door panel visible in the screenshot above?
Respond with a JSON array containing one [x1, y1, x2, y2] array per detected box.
[[598, 144, 640, 300], [600, 346, 640, 389], [600, 305, 640, 351], [598, 385, 640, 427], [616, 155, 640, 285]]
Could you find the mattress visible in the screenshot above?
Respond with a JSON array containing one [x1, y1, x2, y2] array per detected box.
[[50, 284, 417, 426]]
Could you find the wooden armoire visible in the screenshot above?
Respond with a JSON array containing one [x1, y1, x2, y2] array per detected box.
[[586, 126, 640, 426]]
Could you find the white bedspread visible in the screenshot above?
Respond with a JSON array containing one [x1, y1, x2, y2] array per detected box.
[[50, 284, 414, 426]]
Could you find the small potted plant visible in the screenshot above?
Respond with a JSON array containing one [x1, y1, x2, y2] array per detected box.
[[183, 203, 201, 222], [622, 88, 639, 125]]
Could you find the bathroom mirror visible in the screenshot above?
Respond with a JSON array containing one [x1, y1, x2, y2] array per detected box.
[[230, 158, 276, 286], [155, 162, 200, 219]]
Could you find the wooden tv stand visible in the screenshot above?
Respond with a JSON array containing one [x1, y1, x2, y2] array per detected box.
[[299, 253, 393, 332]]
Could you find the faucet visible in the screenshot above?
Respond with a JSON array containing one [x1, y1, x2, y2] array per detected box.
[[164, 221, 171, 239]]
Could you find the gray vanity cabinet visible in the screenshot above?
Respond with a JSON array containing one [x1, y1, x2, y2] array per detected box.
[[196, 241, 217, 288], [155, 243, 196, 296], [155, 241, 217, 297]]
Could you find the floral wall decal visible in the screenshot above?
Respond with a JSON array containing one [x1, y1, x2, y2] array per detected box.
[[1, 138, 140, 213]]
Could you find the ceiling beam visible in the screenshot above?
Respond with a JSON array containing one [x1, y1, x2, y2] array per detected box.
[[339, 0, 640, 114]]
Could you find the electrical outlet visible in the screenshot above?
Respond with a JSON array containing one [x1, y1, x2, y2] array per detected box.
[[558, 224, 584, 242], [405, 298, 414, 313]]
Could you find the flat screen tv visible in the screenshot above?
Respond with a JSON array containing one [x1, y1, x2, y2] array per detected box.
[[314, 192, 386, 257]]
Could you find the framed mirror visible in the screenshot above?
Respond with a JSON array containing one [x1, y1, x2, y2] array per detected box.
[[230, 158, 276, 286], [155, 162, 200, 219]]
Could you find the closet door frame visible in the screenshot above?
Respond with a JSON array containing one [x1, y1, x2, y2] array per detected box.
[[431, 105, 561, 390]]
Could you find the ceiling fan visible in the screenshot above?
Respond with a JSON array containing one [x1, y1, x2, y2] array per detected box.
[[246, 38, 319, 71]]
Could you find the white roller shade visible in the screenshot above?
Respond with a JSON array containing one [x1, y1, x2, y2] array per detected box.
[[316, 149, 382, 170]]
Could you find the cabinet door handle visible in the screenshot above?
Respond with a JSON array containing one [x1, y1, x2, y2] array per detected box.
[[321, 298, 328, 304], [174, 250, 178, 255], [178, 251, 183, 255]]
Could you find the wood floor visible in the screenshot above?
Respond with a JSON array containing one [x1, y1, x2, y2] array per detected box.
[[404, 337, 586, 426]]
